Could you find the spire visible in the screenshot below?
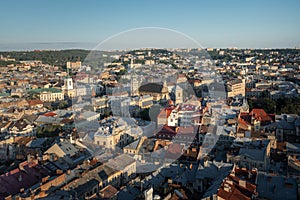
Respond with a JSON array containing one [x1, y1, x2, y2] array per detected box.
[[241, 97, 249, 113], [130, 57, 134, 70], [163, 80, 167, 88]]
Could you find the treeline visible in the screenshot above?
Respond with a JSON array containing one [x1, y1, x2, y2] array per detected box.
[[0, 60, 20, 66], [0, 49, 90, 66], [248, 97, 300, 115]]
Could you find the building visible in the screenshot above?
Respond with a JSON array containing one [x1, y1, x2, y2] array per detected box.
[[93, 117, 135, 149], [73, 179, 100, 199], [138, 95, 153, 109], [39, 88, 64, 102], [175, 84, 183, 104], [167, 104, 201, 127], [227, 139, 271, 171], [0, 159, 50, 200], [106, 154, 136, 182], [123, 137, 146, 155], [157, 107, 173, 128], [256, 173, 297, 200], [44, 139, 87, 169], [238, 108, 275, 135], [27, 99, 43, 109], [215, 166, 258, 200], [138, 82, 169, 101], [66, 61, 81, 70], [275, 114, 300, 143], [9, 118, 35, 135], [227, 79, 246, 98]]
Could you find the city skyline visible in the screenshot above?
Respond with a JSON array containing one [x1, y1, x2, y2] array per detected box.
[[1, 0, 300, 50]]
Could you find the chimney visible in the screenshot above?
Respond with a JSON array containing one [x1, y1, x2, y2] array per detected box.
[[248, 171, 252, 179], [18, 175, 22, 182], [204, 159, 209, 167], [239, 180, 246, 188], [224, 186, 231, 192], [18, 163, 24, 171]]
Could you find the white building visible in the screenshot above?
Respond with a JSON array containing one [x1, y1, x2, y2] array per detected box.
[[39, 90, 64, 102], [167, 104, 201, 127]]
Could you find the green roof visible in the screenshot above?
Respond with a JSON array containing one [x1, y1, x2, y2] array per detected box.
[[0, 93, 10, 97], [28, 88, 62, 93]]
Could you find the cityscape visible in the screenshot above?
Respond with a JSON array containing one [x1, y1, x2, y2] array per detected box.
[[1, 1, 300, 200]]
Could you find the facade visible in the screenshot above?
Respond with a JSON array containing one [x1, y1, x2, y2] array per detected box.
[[275, 114, 300, 143], [93, 118, 135, 149], [39, 90, 64, 102], [227, 140, 271, 171], [9, 119, 35, 135], [175, 84, 183, 105], [238, 108, 275, 135], [167, 104, 201, 127], [44, 139, 86, 168], [106, 154, 136, 182], [157, 107, 173, 128], [138, 95, 153, 109], [227, 79, 246, 98], [66, 61, 81, 70], [138, 82, 169, 101]]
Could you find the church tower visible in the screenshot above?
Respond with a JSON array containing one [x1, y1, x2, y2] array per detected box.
[[130, 58, 139, 96], [64, 67, 73, 90], [240, 97, 249, 113], [64, 77, 73, 90], [175, 84, 183, 105], [62, 68, 75, 97]]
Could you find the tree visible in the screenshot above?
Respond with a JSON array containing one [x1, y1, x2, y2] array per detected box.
[[140, 108, 150, 121]]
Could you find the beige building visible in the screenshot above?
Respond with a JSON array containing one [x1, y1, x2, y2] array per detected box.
[[227, 79, 245, 98], [123, 137, 146, 155], [93, 118, 135, 149], [105, 154, 136, 181], [66, 61, 81, 70], [40, 90, 64, 102]]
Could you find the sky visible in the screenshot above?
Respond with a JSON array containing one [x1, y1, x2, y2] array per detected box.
[[0, 0, 300, 50]]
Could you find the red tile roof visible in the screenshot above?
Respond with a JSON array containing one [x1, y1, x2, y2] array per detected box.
[[165, 143, 183, 159], [217, 166, 257, 200], [239, 108, 274, 126], [238, 118, 251, 130], [249, 109, 272, 122], [42, 112, 57, 117], [155, 125, 177, 138], [27, 99, 43, 107], [99, 185, 118, 199]]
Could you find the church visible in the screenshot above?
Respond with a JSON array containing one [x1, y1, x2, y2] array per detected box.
[[138, 81, 169, 101]]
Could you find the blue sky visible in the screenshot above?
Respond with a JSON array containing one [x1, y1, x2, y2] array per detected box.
[[0, 0, 299, 50]]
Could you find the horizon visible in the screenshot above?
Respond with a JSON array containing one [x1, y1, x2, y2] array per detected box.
[[0, 42, 300, 53]]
